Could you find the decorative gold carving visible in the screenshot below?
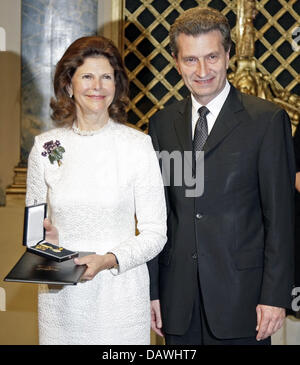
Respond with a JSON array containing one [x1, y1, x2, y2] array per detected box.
[[236, 0, 258, 58], [229, 0, 300, 134]]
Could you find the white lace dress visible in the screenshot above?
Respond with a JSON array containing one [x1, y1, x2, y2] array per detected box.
[[25, 119, 167, 345]]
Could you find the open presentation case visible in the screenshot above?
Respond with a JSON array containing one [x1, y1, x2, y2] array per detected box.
[[23, 203, 79, 262], [4, 203, 93, 285]]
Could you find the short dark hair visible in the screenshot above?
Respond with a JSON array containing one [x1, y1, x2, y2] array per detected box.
[[170, 7, 232, 57], [50, 36, 129, 127]]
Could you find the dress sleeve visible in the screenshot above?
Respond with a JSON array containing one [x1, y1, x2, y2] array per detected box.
[[26, 136, 48, 206], [109, 134, 167, 275]]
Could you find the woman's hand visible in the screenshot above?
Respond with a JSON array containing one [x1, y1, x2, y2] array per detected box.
[[74, 253, 117, 281]]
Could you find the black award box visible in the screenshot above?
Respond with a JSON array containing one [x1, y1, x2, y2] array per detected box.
[[4, 203, 94, 285], [4, 251, 93, 285]]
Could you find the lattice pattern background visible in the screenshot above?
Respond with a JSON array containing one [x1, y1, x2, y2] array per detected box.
[[123, 0, 299, 130], [254, 0, 299, 94]]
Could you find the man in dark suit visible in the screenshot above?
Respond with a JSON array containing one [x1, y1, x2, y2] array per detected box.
[[148, 7, 295, 345]]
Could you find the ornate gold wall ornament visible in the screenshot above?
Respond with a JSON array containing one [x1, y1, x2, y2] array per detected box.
[[237, 0, 258, 58], [229, 0, 300, 133]]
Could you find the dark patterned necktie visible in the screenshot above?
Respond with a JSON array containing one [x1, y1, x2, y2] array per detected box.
[[193, 106, 210, 152]]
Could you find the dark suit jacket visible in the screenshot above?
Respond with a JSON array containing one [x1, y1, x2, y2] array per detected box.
[[293, 125, 300, 287], [148, 85, 295, 339]]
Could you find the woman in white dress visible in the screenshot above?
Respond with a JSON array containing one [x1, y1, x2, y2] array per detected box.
[[26, 36, 167, 345]]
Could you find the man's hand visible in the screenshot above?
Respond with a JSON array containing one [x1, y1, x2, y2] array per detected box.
[[74, 253, 117, 281], [151, 299, 164, 337], [43, 218, 59, 245], [256, 304, 285, 341]]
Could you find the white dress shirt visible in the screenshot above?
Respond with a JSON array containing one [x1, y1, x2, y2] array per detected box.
[[191, 80, 231, 139]]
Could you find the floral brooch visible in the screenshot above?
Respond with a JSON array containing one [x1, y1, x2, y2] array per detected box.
[[41, 140, 65, 166]]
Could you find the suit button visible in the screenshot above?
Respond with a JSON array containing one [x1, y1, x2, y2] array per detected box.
[[192, 253, 197, 259], [196, 213, 203, 219]]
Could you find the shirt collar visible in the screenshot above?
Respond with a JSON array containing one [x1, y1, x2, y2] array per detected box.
[[191, 80, 231, 119]]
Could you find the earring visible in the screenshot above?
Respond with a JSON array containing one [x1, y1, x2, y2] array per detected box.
[[67, 85, 73, 98]]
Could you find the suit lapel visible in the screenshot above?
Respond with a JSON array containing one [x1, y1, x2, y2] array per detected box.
[[173, 97, 193, 153], [203, 86, 244, 155], [173, 97, 194, 168]]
